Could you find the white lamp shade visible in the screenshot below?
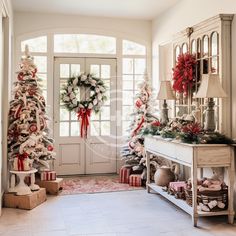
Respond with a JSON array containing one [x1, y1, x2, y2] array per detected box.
[[156, 81, 175, 100], [195, 74, 227, 98]]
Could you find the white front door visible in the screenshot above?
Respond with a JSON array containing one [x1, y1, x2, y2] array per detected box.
[[54, 57, 117, 175]]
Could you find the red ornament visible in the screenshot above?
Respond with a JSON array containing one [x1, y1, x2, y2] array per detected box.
[[172, 53, 196, 95], [17, 72, 24, 81], [151, 120, 161, 127], [47, 145, 54, 151], [135, 98, 143, 108], [28, 88, 36, 96], [29, 123, 38, 133]]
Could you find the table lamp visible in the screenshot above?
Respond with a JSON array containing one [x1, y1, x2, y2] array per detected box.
[[194, 74, 227, 132], [157, 81, 176, 124]]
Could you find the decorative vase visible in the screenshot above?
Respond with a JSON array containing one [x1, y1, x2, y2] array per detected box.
[[154, 165, 177, 187]]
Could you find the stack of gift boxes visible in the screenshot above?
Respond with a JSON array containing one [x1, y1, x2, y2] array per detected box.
[[119, 166, 143, 187], [25, 161, 63, 195]]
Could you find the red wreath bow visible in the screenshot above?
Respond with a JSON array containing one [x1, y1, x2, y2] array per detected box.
[[17, 153, 28, 171], [77, 108, 91, 138]]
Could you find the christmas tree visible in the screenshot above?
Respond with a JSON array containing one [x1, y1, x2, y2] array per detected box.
[[121, 74, 159, 178], [7, 46, 55, 171]]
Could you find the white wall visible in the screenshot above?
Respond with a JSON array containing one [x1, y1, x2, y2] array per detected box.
[[152, 0, 236, 139], [0, 0, 14, 215], [14, 12, 151, 44]]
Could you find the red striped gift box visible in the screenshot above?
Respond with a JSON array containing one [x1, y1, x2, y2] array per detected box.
[[119, 167, 131, 184], [40, 171, 57, 181], [129, 174, 142, 187]]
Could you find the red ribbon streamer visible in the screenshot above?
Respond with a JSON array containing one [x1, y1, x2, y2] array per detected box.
[[17, 153, 28, 171], [77, 108, 91, 138], [132, 116, 145, 137]]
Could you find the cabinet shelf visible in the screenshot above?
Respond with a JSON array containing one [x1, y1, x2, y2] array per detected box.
[[148, 183, 229, 217]]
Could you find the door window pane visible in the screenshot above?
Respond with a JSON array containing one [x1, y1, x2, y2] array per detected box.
[[60, 64, 70, 78], [101, 65, 110, 78], [71, 64, 81, 76], [90, 65, 100, 77], [60, 122, 69, 136], [71, 122, 80, 136], [101, 107, 110, 120], [91, 112, 100, 121], [71, 111, 78, 121], [21, 36, 47, 53], [101, 121, 110, 136], [60, 107, 69, 121], [91, 121, 100, 136]]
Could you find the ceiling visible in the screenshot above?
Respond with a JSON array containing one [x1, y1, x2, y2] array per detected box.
[[12, 0, 180, 20]]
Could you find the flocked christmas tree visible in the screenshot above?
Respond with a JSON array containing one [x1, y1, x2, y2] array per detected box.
[[121, 74, 160, 178], [7, 46, 55, 172]]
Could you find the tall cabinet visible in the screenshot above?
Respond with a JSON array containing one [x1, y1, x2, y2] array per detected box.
[[172, 14, 233, 137]]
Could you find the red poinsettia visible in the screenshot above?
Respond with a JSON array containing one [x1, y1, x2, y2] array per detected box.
[[172, 53, 196, 95], [181, 122, 202, 135]]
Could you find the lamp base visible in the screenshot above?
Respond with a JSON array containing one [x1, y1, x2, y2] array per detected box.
[[204, 98, 216, 132], [160, 100, 169, 124]]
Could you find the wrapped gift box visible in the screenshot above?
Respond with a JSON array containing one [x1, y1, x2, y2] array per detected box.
[[119, 166, 131, 184], [129, 174, 142, 187], [168, 181, 187, 199], [40, 171, 57, 181], [36, 178, 63, 195]]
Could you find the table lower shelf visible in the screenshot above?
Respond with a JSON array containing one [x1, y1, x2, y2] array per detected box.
[[147, 183, 229, 217]]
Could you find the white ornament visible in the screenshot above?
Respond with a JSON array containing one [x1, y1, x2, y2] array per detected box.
[[97, 93, 102, 100], [64, 96, 70, 102], [70, 93, 75, 99], [88, 103, 93, 109], [72, 99, 77, 105], [81, 74, 87, 81], [73, 78, 78, 86], [93, 99, 98, 105], [68, 86, 73, 93]]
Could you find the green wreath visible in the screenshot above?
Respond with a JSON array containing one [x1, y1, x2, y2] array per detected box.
[[61, 73, 107, 113]]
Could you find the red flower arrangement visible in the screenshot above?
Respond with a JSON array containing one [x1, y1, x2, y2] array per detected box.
[[180, 122, 202, 143], [182, 122, 202, 135], [172, 53, 197, 95]]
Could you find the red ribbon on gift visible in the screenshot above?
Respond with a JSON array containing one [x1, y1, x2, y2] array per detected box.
[[17, 153, 28, 171], [77, 108, 91, 138]]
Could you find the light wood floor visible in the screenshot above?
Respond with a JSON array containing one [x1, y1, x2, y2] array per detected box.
[[0, 190, 235, 235]]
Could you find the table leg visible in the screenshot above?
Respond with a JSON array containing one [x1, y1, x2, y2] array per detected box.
[[146, 151, 151, 193], [227, 152, 235, 224], [191, 156, 198, 227]]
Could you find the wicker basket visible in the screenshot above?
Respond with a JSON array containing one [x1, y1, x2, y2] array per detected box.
[[185, 188, 228, 212]]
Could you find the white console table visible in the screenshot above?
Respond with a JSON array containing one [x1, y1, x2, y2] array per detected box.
[[145, 136, 235, 227]]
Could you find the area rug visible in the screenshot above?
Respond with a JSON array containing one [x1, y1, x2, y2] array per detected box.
[[59, 175, 144, 195]]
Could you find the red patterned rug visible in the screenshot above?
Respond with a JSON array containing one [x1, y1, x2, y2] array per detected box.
[[59, 175, 144, 195]]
